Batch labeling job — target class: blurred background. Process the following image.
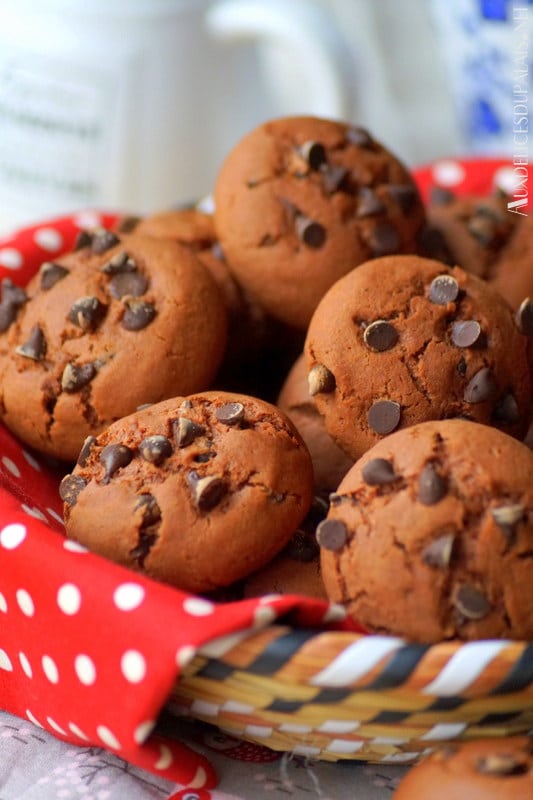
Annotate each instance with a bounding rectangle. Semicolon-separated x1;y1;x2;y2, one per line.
0;0;530;232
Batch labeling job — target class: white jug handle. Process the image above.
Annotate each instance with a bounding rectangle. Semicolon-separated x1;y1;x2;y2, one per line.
205;0;354;120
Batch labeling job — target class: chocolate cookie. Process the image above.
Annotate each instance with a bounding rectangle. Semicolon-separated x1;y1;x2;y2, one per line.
277;354;353;490
61;391;314;593
214;115;426;329
393;738;533;800
305;254;532;461
319;419;533;642
423;188;517;278
0;230;228;461
242;494;328;600
490;212;533;311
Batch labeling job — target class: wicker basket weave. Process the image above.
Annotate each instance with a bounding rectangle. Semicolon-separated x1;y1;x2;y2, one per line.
171;625;533;764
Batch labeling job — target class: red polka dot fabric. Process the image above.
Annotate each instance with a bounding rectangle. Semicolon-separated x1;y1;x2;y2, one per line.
0;162;528;790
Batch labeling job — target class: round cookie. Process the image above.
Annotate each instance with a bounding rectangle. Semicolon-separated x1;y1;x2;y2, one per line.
491;212;533;311
60;391;314;593
243;494;328;600
393;738;533;800
305;254;532;461
214;115;426;329
0;230;227;461
318;419;533;642
424;188;517;278
277;353;353;490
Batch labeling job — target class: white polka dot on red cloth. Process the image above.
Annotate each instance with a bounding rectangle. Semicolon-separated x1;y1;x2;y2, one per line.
1;456;21;478
134;720;156;744
33;227;63;252
120;649;147;683
0;247;23;270
322;603;347;623
42;654;59;684
182;597;214;617
22;450;41;471
74;654;96;685
47;508;64;526
154;744;173;770
176;645;196;668
432;159;466;187
46;717;66;736
0;649;13;671
97;725;121;750
62;540;87;553
253;605;277;628
68;722;89;740
113;582;145;611
16;588;35;617
26;709;43;728
19;652;32;678
494;165;519;194
74;210;102;230
0;592;7;613
0;523;27;549
57;583;82;615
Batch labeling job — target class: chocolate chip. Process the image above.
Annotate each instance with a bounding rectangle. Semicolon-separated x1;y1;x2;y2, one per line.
422;533;455;568
91;229;120;254
295;214;326;248
491;504;525;537
321;164;348;194
456;357;467;376
67;296;107;331
464;367;497;404
515;297;533;336
139;435;172;465
388;184;418;214
363;320;398;352
100;251;137;274
476;754;528;776
121;300;156;331
300;140;327;170
61;362;96;392
362;457;397;485
285;529;320;562
451;320;482;348
40;262;69;290
454;583;490;620
188;472;227;510
59;474;87;506
468;214;497;246
215;402;245;427
173;417;205;447
356;187;385;218
418;463;447;505
367;400;401;434
100;443;134;483
492;393;520;425
109;271;148;300
308;364;336;396
368;221;400;257
77;435;97;467
73;230;93;250
416;226;454;265
429;274;460;305
15;325;47;361
135;493;162;526
430;186;455;205
346;126;373;147
0;279;28;331
316;518;347;551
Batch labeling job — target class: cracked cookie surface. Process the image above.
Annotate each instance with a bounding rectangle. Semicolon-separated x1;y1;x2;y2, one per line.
61;391;314;593
305;254;532;461
318;419;533;642
213;115;426;329
0;231;228;460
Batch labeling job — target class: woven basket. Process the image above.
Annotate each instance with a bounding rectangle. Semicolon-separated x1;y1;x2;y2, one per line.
171;625;533;764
